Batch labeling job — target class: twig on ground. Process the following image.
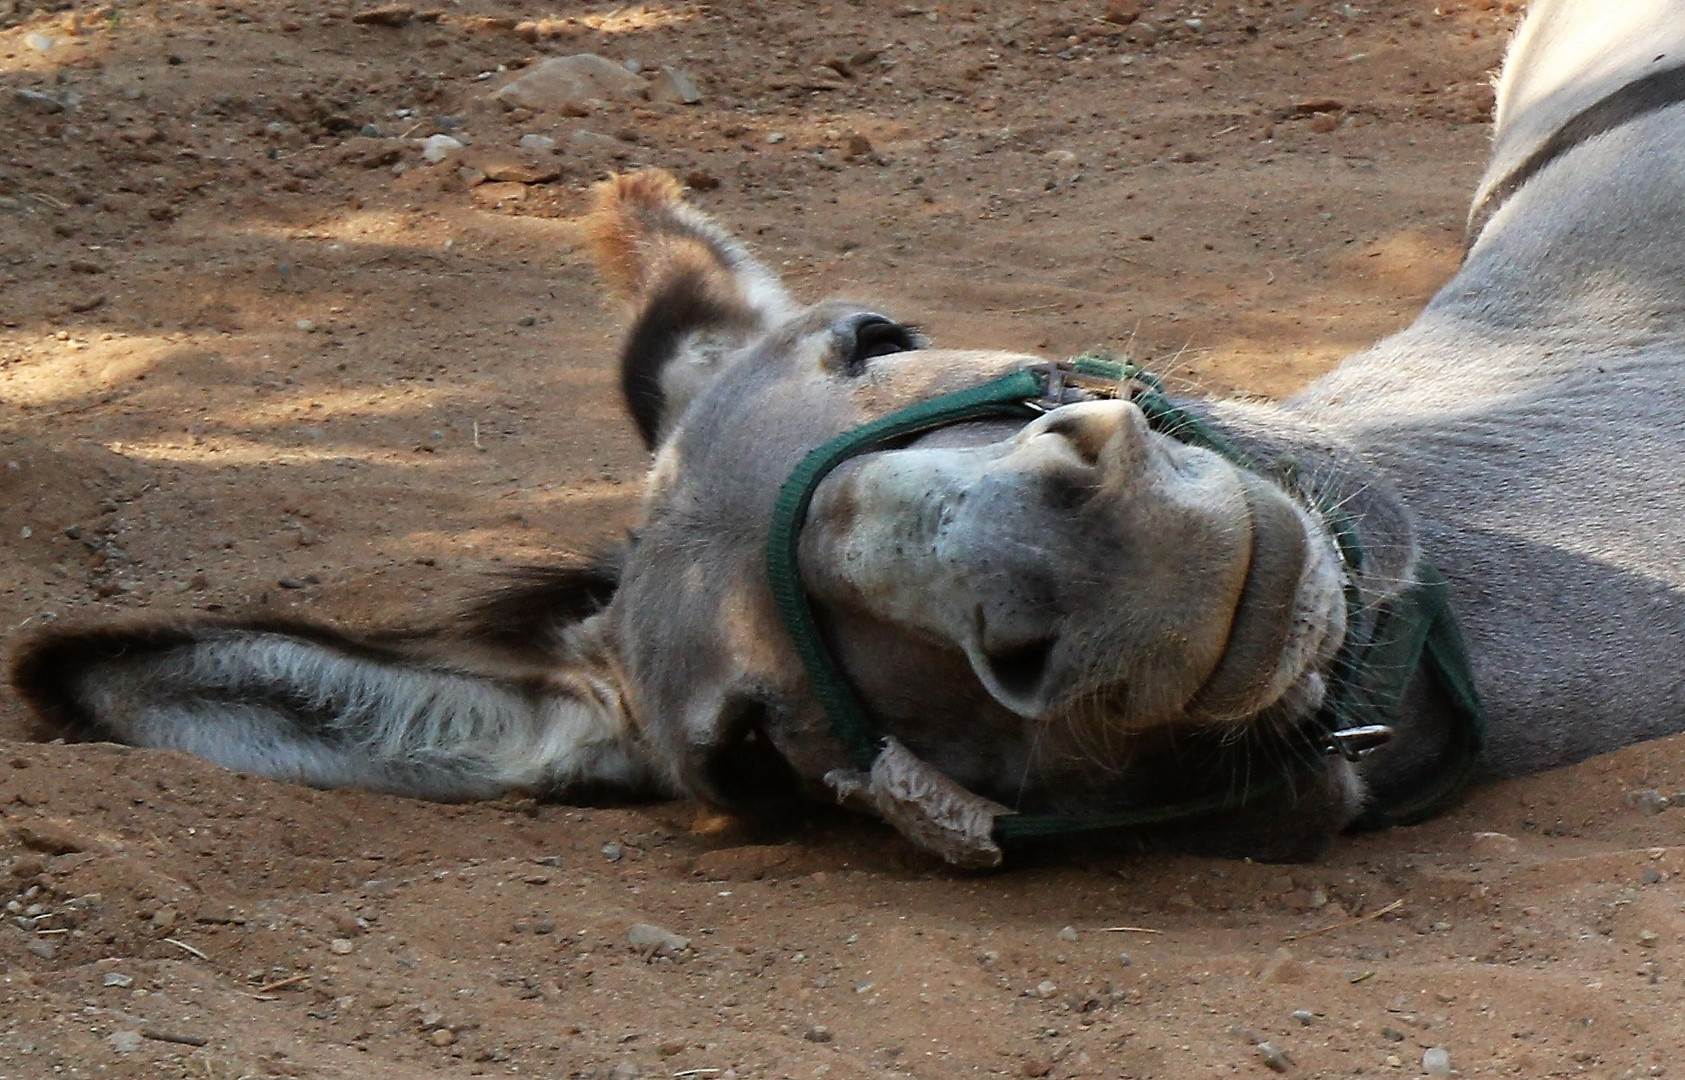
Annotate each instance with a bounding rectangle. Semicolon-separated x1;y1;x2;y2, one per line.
1285;898;1406;941
254;973;311;994
143;1028;209;1047
164;938;211;960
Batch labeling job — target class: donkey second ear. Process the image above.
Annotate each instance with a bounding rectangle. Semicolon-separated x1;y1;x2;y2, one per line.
587;170;795;448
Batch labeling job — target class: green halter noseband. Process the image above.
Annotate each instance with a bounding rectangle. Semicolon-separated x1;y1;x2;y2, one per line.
765;355;1485;851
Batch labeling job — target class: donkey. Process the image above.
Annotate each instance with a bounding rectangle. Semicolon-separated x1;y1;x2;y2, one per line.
12;0;1685;866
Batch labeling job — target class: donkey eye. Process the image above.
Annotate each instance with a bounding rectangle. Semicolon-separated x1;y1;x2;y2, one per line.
837;314;921;375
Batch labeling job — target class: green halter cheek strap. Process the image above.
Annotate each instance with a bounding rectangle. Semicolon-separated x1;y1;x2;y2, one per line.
765;356;1486;848
766;366;1046;772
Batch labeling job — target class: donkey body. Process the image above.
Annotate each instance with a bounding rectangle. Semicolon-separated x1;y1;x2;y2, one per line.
12;0;1685;864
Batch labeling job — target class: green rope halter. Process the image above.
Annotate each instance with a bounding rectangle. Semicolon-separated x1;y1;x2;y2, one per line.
765;354;1485;848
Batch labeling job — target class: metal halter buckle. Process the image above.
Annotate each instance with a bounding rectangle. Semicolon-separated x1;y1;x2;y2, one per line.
1325;724;1395;762
1027;361;1135;412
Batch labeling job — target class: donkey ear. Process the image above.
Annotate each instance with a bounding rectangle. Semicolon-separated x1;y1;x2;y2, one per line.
586;170;795;449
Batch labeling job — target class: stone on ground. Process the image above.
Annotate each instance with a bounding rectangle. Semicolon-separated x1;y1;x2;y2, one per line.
493;55;647;113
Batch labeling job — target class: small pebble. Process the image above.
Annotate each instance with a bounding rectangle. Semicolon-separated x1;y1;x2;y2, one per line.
1056;925;1078;942
430;1027;456;1047
11;88;66;114
1422;1047;1451;1079
648;66;703;105
1105;0;1144;23
352;4;414;27
106;1030;142;1053
803;1024;833;1043
328;937;355;955
1385;1054;1402;1068
1034;979;1058;998
602;841;624;862
1257;1041;1292;1073
103;972;134;988
626;922;690;957
420;133;465;164
518;133;557;151
1638;929;1660;947
1260;946;1306;984
25;32;54;52
1469;831;1520;859
1631;789;1671;816
1291;1009;1315;1026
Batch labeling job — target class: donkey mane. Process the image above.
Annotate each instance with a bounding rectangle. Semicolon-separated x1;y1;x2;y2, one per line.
454;556;624;657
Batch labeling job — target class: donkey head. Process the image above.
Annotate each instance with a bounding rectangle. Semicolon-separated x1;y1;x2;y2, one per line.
587;173;1363;861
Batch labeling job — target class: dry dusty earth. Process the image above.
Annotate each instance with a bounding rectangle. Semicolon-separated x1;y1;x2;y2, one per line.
3;1;1685;1078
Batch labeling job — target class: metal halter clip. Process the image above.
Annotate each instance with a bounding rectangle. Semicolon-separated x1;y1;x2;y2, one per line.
1029;361;1131;411
1325;724;1395;761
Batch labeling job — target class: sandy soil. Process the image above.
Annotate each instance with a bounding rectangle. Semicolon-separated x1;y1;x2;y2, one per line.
4;1;1683;1078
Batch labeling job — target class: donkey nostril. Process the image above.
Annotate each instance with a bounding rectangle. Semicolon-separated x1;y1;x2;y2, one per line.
1042;404;1131;467
1043;470;1100;511
982;635;1058;703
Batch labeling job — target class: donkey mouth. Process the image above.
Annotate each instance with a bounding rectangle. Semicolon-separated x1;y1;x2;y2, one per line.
953;473;1342;730
1012;476;1341;732
1182;477;1345;725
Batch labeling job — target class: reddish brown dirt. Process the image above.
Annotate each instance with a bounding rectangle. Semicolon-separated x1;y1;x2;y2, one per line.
4;2;1682;1079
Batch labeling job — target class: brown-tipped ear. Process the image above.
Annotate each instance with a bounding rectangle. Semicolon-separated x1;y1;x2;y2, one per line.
585;170;795;449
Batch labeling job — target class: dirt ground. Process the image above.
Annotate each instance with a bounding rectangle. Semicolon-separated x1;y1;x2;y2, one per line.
3;1;1684;1078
